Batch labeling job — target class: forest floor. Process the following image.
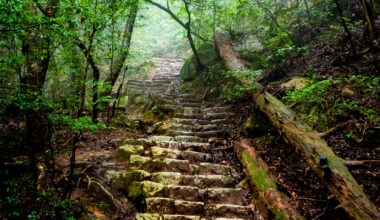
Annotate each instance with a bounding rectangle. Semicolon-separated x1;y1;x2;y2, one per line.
262;27;380;217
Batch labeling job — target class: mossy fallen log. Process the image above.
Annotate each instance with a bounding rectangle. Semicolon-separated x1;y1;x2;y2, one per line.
215;30;380;220
236;139;304;220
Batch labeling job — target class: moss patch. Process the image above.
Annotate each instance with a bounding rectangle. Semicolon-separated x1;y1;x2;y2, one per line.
118;144;144;160
241;150;276;192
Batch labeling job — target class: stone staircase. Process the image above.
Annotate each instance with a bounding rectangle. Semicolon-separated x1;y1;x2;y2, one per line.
119;58;258;219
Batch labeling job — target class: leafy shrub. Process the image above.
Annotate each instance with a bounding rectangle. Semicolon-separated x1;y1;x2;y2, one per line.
49;114;106;133
284;79;332;106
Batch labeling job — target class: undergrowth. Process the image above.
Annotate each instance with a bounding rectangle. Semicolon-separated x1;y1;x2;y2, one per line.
283;77;379;130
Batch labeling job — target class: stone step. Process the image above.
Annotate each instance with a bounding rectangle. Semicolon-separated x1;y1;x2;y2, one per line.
136;213;201;220
169;123;219;132
178;94;204;99
126;85;146;91
151;172;234;188
177;107;202;114
146;197;204;215
178;98;203;104
167;130;222;138
182;102;203;108
172;118;227;126
124;138;210;152
203;107;232;114
145;198;253;218
174;113;230;120
174;135;203;143
134;181;248;205
127;80;144;84
157;141;210;152
204;112;232;119
206;204;254;219
150;147;212;163
129;155;230;175
173;113;203;119
135;213;250;220
154;76;180;81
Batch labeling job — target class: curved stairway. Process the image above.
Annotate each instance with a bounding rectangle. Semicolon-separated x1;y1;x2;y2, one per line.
121;59;259;219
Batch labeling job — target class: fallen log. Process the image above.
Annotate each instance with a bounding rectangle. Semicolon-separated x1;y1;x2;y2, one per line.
236;139;305;220
215;30;380;220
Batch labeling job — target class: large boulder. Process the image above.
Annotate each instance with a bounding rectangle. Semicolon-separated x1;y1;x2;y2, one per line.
180;43;218;81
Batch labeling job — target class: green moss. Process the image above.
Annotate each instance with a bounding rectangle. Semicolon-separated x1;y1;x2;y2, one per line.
118;144;144;160
151;172;182;185
126;170;151;182
241;150;276;191
113;115;136;130
130;155;151;165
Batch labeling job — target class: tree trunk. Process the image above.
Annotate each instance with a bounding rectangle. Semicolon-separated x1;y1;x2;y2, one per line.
359;0;377;44
145;0;204;70
236;139;305;220
24;0;59;172
183;0;204;71
215;30;380;220
106;0;139;88
334;0;357;57
76;39;101;123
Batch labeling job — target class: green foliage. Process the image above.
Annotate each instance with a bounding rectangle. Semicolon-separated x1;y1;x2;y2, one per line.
27;192;77;220
334;98;377;121
345;75;380;92
0;174;80;219
284;79;332;105
283;78;379;129
49;114;106;133
113;114;136;131
224;69;262;85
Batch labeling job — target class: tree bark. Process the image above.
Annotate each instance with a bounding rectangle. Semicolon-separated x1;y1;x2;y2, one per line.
334;0;357;57
24;0;59;173
359;0;377;44
215;31;380;220
106;0;139;88
76;39;101;123
182;0;204;71
236;139;305;220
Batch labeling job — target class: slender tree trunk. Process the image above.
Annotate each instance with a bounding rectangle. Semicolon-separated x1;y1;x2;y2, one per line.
183;0;204;71
76;39;101;123
107;0;139;88
359;0;377;44
62;132;80;199
145;0;205;70
334;0;357;57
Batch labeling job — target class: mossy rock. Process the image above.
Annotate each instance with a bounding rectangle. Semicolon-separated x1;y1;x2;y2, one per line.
181;58;198;81
180;43;218;81
130;155;151;165
113;115;136;130
141;107;164;125
117;144;144;160
154;122;170;135
128;181;164;199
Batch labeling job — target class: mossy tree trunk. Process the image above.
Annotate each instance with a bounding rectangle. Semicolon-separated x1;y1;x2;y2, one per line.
236;139;305;220
215;31;380;220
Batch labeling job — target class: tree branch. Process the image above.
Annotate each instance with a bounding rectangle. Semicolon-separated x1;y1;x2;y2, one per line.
144;0;209;42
